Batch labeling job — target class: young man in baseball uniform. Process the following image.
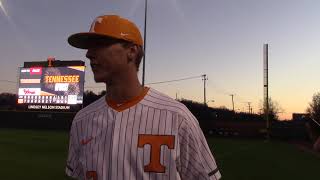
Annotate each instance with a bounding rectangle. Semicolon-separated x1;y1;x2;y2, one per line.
66;14;221;180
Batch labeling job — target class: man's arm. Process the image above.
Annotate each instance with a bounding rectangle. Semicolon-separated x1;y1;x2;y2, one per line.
177;118;221;180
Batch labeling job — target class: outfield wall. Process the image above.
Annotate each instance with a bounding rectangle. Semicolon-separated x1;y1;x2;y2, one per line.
0;110;75;130
0;110;311;141
204;120;310;140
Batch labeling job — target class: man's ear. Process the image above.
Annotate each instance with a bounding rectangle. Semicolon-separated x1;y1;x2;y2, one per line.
127;45;138;62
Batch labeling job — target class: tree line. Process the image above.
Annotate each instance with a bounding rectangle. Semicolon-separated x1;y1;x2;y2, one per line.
0;90;320;124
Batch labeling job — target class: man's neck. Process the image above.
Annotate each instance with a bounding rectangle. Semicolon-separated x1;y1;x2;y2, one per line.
105;75;144;104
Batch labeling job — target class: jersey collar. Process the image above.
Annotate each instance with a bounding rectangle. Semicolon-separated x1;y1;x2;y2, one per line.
106;87;149;112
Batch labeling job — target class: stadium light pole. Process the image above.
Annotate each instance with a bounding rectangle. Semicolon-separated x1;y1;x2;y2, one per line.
264;44;270;140
202;74;208;105
142;0;148;86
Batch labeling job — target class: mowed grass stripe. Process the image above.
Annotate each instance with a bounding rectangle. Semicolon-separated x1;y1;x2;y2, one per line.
0;129;319;180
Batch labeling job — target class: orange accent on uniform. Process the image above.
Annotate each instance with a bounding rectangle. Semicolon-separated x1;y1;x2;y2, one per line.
106;87;149;112
81;137;93;145
86;171;97;180
137;135;175;173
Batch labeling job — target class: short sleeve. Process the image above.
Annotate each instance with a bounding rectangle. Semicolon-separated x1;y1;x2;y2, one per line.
177;118;221;180
65;119;84;179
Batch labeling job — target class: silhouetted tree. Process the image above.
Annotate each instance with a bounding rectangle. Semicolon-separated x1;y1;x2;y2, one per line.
260;98;283;121
307;92;320;123
179;99;212;120
99;90;107;96
179;99;236;121
306;92;320;142
0;93;17;110
83;90;100;107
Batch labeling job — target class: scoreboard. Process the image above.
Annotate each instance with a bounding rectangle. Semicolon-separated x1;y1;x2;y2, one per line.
17;61;85;111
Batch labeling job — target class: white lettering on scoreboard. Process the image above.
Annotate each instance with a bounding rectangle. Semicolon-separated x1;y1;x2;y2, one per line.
28;105;71;110
67;95;77;104
55;83;69;91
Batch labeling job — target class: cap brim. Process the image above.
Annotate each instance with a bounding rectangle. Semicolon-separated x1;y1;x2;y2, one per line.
68;32;116;49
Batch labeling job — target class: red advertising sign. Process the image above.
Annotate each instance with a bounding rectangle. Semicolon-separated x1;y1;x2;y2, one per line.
30;67;42;75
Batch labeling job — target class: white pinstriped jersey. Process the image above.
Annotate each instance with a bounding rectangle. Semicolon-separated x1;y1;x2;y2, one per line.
66;87;221;180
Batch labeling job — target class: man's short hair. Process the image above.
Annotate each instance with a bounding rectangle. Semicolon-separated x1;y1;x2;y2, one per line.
120;41;144;71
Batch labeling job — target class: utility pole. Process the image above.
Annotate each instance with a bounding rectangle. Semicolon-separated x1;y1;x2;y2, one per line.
247;102;251;114
142;0;148;86
202;74;208;105
230;94;235;112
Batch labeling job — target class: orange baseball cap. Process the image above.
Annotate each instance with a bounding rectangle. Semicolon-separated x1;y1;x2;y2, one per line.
68;15;143;49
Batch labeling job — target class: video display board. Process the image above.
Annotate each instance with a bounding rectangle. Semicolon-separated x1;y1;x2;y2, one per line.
17;66;85;110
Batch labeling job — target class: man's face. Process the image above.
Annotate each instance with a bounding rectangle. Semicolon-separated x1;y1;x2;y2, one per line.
86;41;130;83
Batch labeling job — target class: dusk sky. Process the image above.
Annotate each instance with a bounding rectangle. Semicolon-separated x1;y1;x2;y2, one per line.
1;0;320;120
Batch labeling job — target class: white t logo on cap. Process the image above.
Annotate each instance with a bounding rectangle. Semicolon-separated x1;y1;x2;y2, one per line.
90;17;103;32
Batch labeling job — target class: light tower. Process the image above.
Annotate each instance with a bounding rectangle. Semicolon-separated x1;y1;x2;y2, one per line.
264;44;270;139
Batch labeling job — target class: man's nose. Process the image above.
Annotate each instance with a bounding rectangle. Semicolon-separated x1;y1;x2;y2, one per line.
86;49;94;60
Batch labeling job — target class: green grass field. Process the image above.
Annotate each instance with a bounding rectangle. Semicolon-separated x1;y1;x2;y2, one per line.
0;129;319;180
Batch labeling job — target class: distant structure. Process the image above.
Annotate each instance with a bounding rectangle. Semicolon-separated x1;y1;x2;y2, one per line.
292;113;309;122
